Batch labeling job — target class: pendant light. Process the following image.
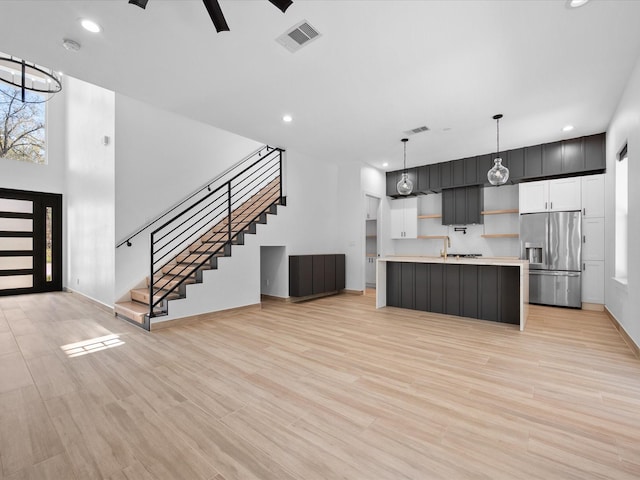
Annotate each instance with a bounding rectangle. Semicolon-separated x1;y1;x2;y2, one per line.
487;114;509;185
396;138;413;195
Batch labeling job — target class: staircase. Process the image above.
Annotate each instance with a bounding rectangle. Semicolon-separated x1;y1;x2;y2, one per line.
114;146;285;330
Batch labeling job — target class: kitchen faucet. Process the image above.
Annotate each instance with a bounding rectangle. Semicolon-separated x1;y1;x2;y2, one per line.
440;236;451;259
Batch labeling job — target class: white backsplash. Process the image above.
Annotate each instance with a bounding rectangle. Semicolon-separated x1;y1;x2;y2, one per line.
391;185;521;258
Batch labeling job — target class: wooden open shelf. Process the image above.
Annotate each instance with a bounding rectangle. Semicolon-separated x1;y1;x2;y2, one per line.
366;235;377;238
418;235;449;240
481;209;519;215
418;214;442;219
481;233;519;238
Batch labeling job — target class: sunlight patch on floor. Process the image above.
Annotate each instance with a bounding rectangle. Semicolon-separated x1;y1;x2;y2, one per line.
60;334;125;358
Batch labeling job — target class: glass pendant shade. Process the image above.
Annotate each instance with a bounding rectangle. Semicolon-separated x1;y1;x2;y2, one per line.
487;157;509;185
396;137;413;195
397;172;413;195
487;114;509;186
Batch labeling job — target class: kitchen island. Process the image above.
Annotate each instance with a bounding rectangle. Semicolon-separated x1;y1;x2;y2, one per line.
376;256;529;331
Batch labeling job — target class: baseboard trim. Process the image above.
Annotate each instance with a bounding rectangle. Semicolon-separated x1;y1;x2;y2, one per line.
260;294;291;303
605;307;640;360
582;302;604;312
64;287;114;315
150;303;261;331
342;289;364;296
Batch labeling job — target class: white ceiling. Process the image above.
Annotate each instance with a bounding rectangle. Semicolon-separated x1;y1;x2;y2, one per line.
1;0;640;170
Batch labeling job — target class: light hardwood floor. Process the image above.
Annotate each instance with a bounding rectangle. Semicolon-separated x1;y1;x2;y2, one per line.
1;291;639;479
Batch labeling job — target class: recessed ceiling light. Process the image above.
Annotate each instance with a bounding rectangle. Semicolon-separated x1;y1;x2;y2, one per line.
80;19;102;33
282;114;292;123
567;0;590;8
562;125;574;132
382;162;389;167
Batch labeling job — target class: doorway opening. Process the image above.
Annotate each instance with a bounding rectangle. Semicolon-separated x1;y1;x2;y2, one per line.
0;188;62;295
365;194;380;291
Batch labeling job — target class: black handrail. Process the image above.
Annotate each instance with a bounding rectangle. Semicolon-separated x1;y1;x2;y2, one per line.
116;144;277;248
147;147;284;323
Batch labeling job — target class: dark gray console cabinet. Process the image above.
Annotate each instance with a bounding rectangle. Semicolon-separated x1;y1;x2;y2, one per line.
289;254;346;298
386;261;520;325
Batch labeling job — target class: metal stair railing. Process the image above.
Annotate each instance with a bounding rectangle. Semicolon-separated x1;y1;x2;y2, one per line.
116;144;279;249
147;147;284;321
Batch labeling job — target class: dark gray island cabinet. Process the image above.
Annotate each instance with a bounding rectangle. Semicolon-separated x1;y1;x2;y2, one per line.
376;257;529;331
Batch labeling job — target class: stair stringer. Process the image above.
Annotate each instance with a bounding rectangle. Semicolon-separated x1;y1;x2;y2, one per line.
149;211;280;326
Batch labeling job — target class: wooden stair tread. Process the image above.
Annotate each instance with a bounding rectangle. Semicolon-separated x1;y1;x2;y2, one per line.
120;178;284;326
114;301;148;324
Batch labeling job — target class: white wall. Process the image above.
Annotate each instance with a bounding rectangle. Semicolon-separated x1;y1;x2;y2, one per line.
113;94;262;301
65;77;116;306
0;90;66;194
153;148;342;323
605;52;640;348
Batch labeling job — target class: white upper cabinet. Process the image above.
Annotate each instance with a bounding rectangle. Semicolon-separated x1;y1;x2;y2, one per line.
548;177;581;211
390;197;417;239
519;177;581;213
581;174;605;218
519;181;549;213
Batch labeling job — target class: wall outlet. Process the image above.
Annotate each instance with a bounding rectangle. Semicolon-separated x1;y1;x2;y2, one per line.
76;278;80;285
266;279;270;286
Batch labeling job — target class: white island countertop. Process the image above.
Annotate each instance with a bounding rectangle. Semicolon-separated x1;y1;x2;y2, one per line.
377;255;528;266
376;256;529;331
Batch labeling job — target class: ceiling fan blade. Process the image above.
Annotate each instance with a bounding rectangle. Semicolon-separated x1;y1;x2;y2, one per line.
267;0;293;13
128;0;149;8
202;0;230;32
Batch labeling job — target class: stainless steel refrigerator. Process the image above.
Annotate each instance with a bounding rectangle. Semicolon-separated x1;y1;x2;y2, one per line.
520;211;582;308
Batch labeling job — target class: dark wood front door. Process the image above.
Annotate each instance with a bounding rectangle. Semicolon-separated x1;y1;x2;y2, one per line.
0;188;62;295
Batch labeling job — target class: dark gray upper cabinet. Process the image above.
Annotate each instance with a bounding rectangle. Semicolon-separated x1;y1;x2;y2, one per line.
385;168;418;197
453;188;467;224
442;189;455;225
428;163;441;192
440;162;453;189
417;165;430;193
386;133;605;197
452;159;465;186
464;156;478;185
542;141;563;176
506;148;524;182
524;144;543;178
476;154;493;186
584;133;606;171
562;137;584;173
386;171;397;197
442;185;483;225
465;185;483;224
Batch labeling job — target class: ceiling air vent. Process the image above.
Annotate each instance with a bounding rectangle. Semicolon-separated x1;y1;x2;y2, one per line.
276;20;321;53
404;126;430;136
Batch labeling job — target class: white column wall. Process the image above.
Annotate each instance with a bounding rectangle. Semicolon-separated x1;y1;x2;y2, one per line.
65;77;116;307
605;52;640;349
